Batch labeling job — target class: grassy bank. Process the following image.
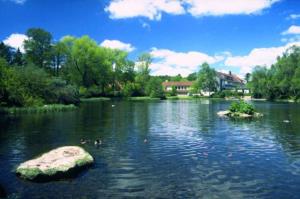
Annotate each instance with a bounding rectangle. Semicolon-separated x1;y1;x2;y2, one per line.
0;104;77;114
80;97;111;102
128;96;161;101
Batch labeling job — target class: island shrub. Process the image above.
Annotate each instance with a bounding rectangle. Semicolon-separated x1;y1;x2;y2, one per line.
229;101;255;115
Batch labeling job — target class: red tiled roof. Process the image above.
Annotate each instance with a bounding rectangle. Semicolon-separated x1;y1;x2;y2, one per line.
162;81;194;87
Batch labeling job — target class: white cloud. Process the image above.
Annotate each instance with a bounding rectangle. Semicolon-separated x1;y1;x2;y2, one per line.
185;0;280;17
105;0;279;20
225;42;300;75
105;0;185;20
100;39;135;52
5;0;26;4
288;14;300;20
282;25;300;35
150;48;223;76
3;33;28;53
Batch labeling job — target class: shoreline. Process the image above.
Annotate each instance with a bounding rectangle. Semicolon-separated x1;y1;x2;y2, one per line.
0;104;77;114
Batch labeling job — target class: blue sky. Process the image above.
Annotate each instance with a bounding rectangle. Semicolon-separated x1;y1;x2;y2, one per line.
1;0;300;77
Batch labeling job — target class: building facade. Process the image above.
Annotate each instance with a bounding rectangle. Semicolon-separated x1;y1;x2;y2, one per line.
162;81;193;96
162;71;248;96
216;71;245;91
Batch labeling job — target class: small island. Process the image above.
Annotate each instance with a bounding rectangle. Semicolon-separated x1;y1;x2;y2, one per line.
16;146;94;182
218;100;263;118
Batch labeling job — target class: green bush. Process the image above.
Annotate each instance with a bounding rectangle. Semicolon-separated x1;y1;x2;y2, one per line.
229;101;255;115
145;78;165;99
122;83;140;97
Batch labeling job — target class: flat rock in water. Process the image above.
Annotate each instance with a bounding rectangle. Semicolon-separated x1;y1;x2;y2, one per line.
16;146;94;182
217;110;230;117
217;110;263;119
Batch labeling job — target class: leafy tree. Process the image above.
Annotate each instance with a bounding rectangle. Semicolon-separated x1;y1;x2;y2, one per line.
249;46;300;100
170;86;177;96
171;74;183;82
61;36;112;93
245;73;251;83
12;48;24;66
51;41;67;76
187;72;197;81
145;77;165;99
0;42;13;63
194;63;218;95
135;53;152;95
24;28;53;68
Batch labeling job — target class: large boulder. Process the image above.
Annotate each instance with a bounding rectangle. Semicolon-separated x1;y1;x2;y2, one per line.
16;146;94;182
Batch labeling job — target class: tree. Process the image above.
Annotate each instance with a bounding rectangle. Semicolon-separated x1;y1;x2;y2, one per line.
171;74;182;82
187;72;197;81
135;53;152;95
51;41;67;76
24;28;53;68
249;46;300;100
12;48;24;66
245;73;251;83
61;36;112;93
194;63;218;96
0;42;13;63
145;77;165;99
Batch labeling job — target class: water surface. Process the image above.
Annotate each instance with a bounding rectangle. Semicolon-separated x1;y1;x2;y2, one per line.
0;100;300;198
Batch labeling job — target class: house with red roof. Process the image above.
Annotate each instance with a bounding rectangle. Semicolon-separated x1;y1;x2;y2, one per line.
162;71;248;96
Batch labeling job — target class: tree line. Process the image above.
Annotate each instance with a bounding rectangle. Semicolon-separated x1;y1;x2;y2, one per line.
0;28;168;107
248;46;300;101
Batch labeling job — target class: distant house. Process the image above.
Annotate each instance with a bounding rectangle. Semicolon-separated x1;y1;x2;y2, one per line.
162;81;193;96
216;71;249;93
162;71;249;96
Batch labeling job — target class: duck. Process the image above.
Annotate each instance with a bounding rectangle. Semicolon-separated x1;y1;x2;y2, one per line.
94;139;102;146
80;139;87;145
144;139;148;143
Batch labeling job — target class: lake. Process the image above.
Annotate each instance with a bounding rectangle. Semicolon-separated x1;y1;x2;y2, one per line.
0;99;300;198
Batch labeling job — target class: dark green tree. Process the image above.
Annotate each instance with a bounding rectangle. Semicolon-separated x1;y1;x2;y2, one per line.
12;48;24;66
145;77;165;99
0;42;12;63
194;63;218;95
24;28;53;68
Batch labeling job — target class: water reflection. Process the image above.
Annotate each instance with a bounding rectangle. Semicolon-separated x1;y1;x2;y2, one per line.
0;100;300;198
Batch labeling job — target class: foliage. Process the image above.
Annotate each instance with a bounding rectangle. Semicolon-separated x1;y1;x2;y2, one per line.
0;104;77;114
170;86;177;96
145;77;166;99
24;28;53;68
249;46;300;100
211;90;243;98
187;72;197;81
194;63;218;95
229;101;255;115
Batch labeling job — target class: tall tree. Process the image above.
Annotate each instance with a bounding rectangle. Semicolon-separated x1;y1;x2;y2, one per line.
61;36;112;92
0;42;12;63
51;41;67;76
24;28;53;68
135;53;152;95
194;63;218;95
12;48;24;66
187;72;197;81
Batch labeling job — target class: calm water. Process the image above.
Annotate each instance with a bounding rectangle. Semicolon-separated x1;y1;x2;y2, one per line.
1;100;300;199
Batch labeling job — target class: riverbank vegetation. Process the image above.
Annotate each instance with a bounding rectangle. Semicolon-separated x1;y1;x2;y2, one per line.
2;28;300;111
0;28;166;110
248;46;300;101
